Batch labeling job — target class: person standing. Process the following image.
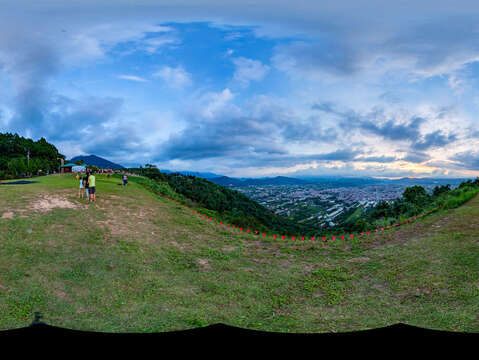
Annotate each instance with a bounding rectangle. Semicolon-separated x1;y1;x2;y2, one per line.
88;172;96;202
78;173;84;198
83;172;90;199
122;174;128;186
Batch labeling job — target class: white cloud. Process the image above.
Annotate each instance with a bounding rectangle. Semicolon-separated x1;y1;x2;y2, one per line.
141;36;178;54
117;75;148;82
232;57;270;87
153;66;192;89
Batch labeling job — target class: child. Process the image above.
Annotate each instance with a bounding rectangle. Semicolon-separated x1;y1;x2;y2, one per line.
78;174;84;198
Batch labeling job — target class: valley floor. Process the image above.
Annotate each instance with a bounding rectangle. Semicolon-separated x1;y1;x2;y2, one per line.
0;174;478;333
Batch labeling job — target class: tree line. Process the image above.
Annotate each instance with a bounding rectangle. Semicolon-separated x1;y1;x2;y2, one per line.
339;179;479;234
0;132;65;180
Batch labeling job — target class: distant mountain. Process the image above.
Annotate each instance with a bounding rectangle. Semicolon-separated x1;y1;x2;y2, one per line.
208;176;246;187
69;155;124;169
160;170;221;179
209;176;309;187
296;176;384;186
208;175;471;188
388;177;468;186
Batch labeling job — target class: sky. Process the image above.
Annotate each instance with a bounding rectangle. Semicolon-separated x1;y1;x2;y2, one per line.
1;1;479;178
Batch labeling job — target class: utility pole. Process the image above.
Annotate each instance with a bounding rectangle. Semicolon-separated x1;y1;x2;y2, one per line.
57;157;64;173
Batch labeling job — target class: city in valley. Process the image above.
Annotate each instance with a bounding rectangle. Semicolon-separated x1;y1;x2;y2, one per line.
232;179;466;229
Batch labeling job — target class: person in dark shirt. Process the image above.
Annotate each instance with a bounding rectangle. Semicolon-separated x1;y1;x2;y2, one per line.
83;172;90;199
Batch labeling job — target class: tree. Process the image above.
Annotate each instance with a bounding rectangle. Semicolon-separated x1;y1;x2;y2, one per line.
371;200;391;218
0;132;64;178
433;184;451;197
353;219;368;232
402;186;429;206
459;180;473;189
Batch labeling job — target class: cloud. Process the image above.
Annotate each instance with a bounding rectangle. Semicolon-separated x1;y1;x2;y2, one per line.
141;34;177;54
1;2;479;176
412;130;457;151
272;40;358;78
312;101;425;142
117;75;148;82
451;151;479;170
312;101;461;151
232;57;270;87
158;91;359;168
309;149;358;161
279;117;338;142
401;152;430;163
153;66;192;89
356;155;398;163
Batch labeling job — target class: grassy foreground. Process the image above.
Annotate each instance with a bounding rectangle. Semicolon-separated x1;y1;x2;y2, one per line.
0;174;478;333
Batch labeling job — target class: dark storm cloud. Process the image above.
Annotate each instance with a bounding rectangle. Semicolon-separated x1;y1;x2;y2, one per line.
451;151;479;170
158;98;343;163
357;155;398;163
1;38;61;137
381;15;479;74
412;130;457;151
214;148;362;169
312;101;425;142
82;125;144;158
309;149;357;161
158;114;284;161
359;116;424;142
401;152;431;163
312;101;459;151
279;116;338;142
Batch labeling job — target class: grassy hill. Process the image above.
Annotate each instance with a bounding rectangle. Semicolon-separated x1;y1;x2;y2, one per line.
0;174;478;332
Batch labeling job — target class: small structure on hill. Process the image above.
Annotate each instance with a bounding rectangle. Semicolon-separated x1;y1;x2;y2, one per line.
72;165;86;173
60;163;76;173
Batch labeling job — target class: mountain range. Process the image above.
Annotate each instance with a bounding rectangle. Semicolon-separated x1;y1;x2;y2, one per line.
69;155;124;169
159;170;221;179
67;155;471;188
208;176;310;187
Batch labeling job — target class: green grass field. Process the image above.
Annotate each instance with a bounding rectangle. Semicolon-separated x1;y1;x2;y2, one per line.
0;174;478;332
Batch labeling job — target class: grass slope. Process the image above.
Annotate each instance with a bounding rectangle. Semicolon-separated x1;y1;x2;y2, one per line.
0;174;478;333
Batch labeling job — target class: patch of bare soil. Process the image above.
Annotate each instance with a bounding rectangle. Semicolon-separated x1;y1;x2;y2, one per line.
196;258;211;270
95;198;161;241
32;195;81;212
1;212;14;219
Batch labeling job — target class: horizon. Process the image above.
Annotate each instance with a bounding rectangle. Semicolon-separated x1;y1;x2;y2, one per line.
1;1;479;178
71;154;475;180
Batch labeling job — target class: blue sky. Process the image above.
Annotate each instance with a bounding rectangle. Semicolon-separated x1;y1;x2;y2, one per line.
1;1;479;178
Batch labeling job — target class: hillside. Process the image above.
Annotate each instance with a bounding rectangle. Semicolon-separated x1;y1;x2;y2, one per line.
126;168;316;235
0;174;478;333
69;155;124;169
160;170;221;179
